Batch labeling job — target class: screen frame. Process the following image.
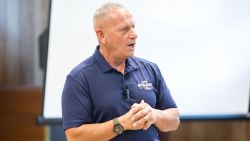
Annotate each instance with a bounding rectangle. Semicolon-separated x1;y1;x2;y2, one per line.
38;0;250;124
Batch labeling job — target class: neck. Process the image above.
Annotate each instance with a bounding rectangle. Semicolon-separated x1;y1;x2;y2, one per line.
99;46;126;74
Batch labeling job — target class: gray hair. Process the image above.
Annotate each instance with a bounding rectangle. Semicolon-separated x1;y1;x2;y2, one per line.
93;3;126;29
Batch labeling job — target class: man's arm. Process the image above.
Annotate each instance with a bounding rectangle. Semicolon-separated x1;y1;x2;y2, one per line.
65;106;146;141
152;108;180;132
65;120;116;141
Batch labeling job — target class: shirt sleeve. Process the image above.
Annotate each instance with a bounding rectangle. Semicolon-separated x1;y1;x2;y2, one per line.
152;63;177;110
61;74;93;130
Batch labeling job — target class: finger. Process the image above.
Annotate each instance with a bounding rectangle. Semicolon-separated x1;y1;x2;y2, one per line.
131;100;144;108
131;100;145;108
132;107;151;121
131;106;143;116
140;100;144;104
128;107;136;116
143;114;156;130
143;120;153;130
133;112;150;128
131;104;146;114
131;102;139;108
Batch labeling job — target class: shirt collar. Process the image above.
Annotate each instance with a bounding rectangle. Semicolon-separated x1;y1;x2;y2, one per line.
93;46;113;72
93;45;138;73
125;57;137;73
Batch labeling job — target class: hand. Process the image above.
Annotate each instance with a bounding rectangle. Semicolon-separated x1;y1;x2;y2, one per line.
131;100;158;130
117;104;145;131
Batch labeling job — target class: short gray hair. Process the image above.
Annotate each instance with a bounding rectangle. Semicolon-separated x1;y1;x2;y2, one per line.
93;3;126;29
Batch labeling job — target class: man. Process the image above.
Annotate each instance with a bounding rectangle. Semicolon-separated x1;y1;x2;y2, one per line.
62;2;180;141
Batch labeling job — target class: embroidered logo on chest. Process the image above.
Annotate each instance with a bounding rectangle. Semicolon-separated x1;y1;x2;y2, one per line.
137;81;153;90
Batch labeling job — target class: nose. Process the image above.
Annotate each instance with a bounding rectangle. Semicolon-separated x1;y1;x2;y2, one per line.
129;28;137;39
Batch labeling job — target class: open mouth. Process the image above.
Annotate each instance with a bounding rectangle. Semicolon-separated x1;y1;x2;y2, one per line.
128;43;135;48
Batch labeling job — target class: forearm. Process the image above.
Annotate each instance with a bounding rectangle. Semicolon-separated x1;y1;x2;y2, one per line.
154;108;180;132
65;120;117;141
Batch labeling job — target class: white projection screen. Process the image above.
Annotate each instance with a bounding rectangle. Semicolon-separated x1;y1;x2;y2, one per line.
41;0;250;122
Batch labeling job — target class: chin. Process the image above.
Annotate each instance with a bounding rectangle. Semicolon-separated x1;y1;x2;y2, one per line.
127;52;134;57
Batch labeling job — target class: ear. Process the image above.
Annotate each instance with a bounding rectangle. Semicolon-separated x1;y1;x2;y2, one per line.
96;28;106;44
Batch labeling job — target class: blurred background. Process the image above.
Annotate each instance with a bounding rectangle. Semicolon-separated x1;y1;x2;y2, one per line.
0;0;249;141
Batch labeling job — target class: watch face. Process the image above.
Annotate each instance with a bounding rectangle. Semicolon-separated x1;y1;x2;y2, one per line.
114;124;124;134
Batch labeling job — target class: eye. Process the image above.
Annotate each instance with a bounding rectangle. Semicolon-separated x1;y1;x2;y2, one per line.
121;26;129;32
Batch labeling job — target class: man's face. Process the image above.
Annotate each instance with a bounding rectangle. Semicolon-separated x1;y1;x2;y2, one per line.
103;8;137;59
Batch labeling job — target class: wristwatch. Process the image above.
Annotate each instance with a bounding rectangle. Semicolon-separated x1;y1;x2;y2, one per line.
113;118;124;135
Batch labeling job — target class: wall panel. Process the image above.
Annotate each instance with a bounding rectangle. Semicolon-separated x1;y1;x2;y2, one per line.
0;87;45;141
0;0;7;84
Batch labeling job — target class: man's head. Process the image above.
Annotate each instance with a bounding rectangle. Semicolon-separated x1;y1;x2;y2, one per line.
93;3;137;60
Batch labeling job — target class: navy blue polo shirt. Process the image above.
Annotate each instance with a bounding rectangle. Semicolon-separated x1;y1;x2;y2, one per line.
62;46;177;141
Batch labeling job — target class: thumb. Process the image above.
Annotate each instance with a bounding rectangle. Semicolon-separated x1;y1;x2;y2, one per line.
141;100;145;104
